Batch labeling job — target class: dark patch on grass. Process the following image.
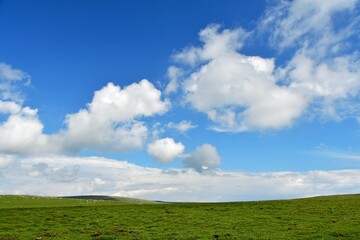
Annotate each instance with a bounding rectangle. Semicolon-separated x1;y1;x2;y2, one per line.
91;232;101;238
42;232;53;237
94;237;116;240
330;232;350;238
115;229;140;235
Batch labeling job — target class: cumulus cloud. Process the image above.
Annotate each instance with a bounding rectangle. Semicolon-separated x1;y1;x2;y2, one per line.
63;81;166;152
172;25;307;131
183;144;221;173
0;77;169;154
0;64;51;154
173;24;248;65
166;1;360;132
147;138;185;163
61;80;169;152
0;101;21;114
167;120;196;133
0;106;57;154
1;155;359;202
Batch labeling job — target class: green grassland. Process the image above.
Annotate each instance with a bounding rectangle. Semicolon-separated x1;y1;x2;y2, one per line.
0;194;359;239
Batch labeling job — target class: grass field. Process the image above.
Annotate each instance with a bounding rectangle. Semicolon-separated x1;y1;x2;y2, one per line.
0;194;359;239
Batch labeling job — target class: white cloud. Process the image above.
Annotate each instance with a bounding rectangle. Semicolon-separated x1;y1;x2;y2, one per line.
285;53;360;118
1;155;359;202
261;0;358;50
61;80;169;152
0;79;169;154
21;162;80;182
0;62;29;82
0;155;15;168
315;150;360;161
0;63;55;155
0;62;30;103
183;144;221;173
174;25;308;131
286;54;360;99
0;106;55;154
335;154;360;161
173;24;248;65
261;0;360;120
147;138;185;163
165;66;183;95
0;101;21;114
167;120;196;133
169;1;360;131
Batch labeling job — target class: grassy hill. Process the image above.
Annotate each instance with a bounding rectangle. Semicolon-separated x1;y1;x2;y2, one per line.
0;194;359;239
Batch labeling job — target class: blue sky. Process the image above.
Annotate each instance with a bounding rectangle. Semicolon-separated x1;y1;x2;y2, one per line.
0;0;359;201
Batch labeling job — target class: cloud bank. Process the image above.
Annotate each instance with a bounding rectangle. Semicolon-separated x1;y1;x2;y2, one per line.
1;155;359;202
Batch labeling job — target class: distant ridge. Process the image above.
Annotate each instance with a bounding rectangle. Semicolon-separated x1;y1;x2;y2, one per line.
0;195;156;209
62;195;155;204
1;194;359;209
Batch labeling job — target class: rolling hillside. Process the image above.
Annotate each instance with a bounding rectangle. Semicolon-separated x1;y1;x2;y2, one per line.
0;194;359;239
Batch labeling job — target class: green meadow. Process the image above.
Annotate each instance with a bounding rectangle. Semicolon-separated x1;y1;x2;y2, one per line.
0;194;359;239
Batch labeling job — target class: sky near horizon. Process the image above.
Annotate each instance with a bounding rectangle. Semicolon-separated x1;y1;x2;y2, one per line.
0;0;360;201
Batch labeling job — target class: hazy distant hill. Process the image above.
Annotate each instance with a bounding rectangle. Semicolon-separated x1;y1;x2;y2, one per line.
0;194;155;208
62;195;155;204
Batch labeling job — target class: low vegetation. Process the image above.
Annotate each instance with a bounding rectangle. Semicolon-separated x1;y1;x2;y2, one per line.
0;194;359;239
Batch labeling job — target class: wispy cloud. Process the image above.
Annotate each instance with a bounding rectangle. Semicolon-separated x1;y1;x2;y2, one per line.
334;154;360;161
262;0;360;119
167;120;197;133
306;146;360;162
0;62;31;104
318;151;360;161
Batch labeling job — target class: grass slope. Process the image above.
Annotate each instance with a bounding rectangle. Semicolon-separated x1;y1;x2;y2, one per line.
0;194;359;239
